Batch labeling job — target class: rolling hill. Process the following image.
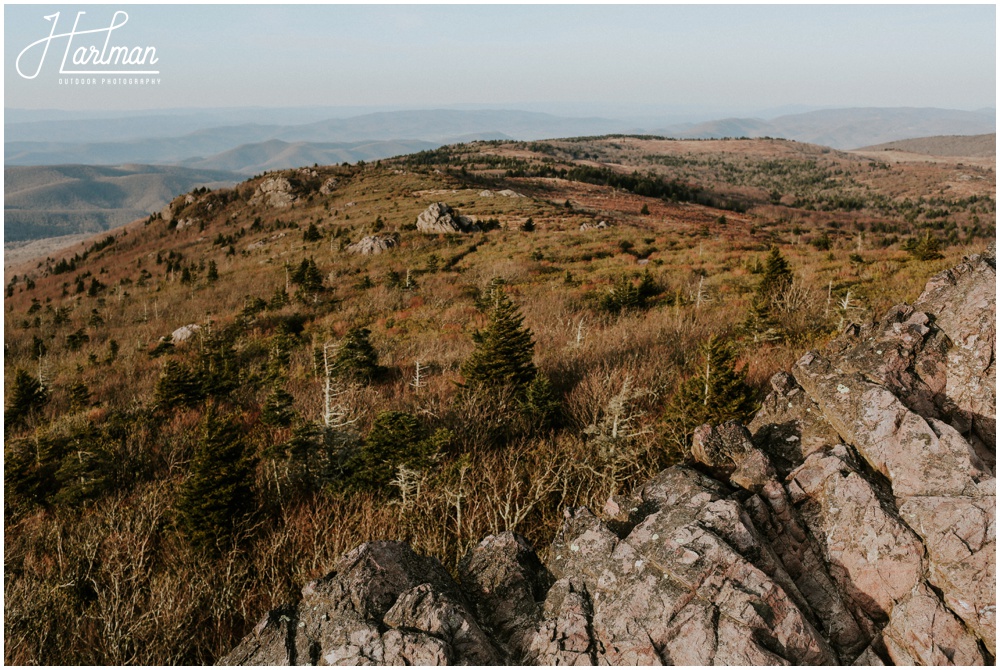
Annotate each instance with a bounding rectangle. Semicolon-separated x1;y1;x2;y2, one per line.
856;133;996;157
181;139;447;174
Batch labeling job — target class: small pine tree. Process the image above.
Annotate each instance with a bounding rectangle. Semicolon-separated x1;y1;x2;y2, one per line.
640;204;650;215
5;369;48;429
461;285;536;391
176;405;255;553
292;258;324;292
269;286;290;309
637;269;659;301
662;335;758;452
67;379;91;411
54;443;113;507
261;381;295;427
332;327;384;382
756;246;792;305
601;276;642;313
303;222;322;242
207;260;219;282
521;372;561;429
345;411;443;493
743;297;784;343
154;360;203;409
745;246;792;343
521;217;535;232
905;232;944;261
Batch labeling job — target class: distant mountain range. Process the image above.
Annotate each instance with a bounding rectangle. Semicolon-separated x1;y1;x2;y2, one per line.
4;106;995;243
5;110;627;170
660;107;996;149
6;106;994;172
4;164;238;242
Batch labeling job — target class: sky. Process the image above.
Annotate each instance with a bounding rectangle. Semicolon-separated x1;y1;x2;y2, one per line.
4;4;997;116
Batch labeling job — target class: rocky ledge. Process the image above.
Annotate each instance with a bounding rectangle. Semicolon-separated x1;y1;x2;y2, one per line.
222;250;995;666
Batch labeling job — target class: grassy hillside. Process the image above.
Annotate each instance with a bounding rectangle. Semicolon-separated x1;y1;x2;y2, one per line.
4;136;994;664
4;164;239;241
857;133;996;157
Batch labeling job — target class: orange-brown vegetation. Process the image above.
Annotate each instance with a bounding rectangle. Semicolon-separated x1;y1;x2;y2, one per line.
4;136;994;664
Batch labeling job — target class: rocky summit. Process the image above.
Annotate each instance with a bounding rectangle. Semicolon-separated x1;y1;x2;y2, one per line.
222;249;995;666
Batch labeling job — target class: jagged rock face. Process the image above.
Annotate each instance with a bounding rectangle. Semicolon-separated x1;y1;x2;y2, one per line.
416;202;480;234
346;235;398;255
222;251;995;666
250;177;297;209
221;542;501;665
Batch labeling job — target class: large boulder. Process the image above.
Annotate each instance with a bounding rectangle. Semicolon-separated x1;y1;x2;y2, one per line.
416;202;480;234
219;542;500;666
250;177;297;209
346;234;398;255
223;250;995;666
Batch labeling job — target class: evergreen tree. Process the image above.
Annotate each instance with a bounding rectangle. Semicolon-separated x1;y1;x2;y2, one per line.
521;217;535;232
756;246;792;305
345;411;444;493
5;369;48;430
303;222;322;242
261;381;295;427
745;246;792;342
637;269;659;301
31;335;47;359
195;328;239;399
601;272;659;313
662;335;758;451
905;232;944;261
54;441;113;507
67;379;91;411
461;285;536;391
154;360;203;409
601;275;641;313
332;327;384;382
269;286;290;309
521;372;561;430
176;405;254;553
207;260;219;282
291;258;324;293
742;297;783;343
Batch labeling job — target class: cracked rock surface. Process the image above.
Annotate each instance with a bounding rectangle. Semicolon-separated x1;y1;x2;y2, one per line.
221;250;995;666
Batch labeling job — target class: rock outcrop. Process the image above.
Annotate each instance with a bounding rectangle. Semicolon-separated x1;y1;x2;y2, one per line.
170;323;201;343
346;235;399;255
416;202;480;234
222;250;995;666
580;220;610;231
250;177;297;209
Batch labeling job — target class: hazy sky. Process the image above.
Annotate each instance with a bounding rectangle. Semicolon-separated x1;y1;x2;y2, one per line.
4;4;996;114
